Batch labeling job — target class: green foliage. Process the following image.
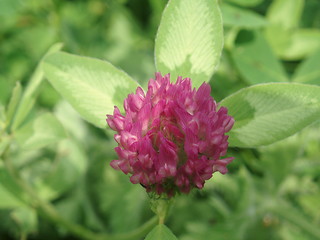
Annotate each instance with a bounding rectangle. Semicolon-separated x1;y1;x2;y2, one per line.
0;0;320;240
15;113;66;150
265;0;320;60
293;48;320;85
155;0;223;88
0;166;28;209
221;3;267;29
231;30;288;84
10;43;63;131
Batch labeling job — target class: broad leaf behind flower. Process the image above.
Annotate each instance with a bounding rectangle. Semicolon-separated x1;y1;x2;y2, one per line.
42;52;139;128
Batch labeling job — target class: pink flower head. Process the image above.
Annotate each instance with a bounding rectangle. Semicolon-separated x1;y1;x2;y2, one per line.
107;73;234;197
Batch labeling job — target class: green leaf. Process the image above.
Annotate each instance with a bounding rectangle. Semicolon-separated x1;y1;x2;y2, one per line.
0;135;11;157
145;224;178;240
298;193;320;220
15;113;66;150
293;48;320;85
155;0;223;88
277;29;320;60
0;164;27;209
272;201;320;239
264;0;315;60
42;52;139;128
231;30;288;84
225;0;263;7
54;101;89;142
266;0;304;29
0;104;5;125
11;207;38;235
35;139;87;200
5;82;22;128
110;187;145;233
11;43;63;131
220;83;320;147
0;0;24;17
221;3;267;29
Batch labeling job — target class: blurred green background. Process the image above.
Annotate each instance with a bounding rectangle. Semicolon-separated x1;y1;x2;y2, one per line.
0;0;320;239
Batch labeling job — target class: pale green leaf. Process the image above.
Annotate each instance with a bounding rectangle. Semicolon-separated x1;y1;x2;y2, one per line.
221;3;267;29
293;48;320;85
232;30;288;84
220;83;320;147
155;0;223;88
145;224;178;240
42;52;139;128
15;113;66;150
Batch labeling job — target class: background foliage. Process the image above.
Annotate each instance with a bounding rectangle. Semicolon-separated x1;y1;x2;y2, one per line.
0;0;319;239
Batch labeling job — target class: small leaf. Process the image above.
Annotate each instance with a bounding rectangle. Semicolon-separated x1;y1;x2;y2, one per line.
220;83;320;147
221;3;267;29
5;81;22;128
110;187;145;233
225;0;263;7
155;0;223;88
231;30;288;84
42;52;139;128
0;135;11;157
15;113;66;150
35;139;87;200
272;201;320;239
293;48;320;85
277;29;320;60
145;224;178;240
0;104;5;124
264;0;314;60
0;165;27;209
54;101;89;142
0;0;24;17
266;0;304;29
11;207;38;235
11;43;63;131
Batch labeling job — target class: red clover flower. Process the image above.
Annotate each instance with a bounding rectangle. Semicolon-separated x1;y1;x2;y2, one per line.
107;73;234;197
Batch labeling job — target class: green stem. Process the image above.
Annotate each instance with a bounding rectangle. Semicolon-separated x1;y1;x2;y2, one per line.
149;193;173;225
20;232;27;240
3;151;157;240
